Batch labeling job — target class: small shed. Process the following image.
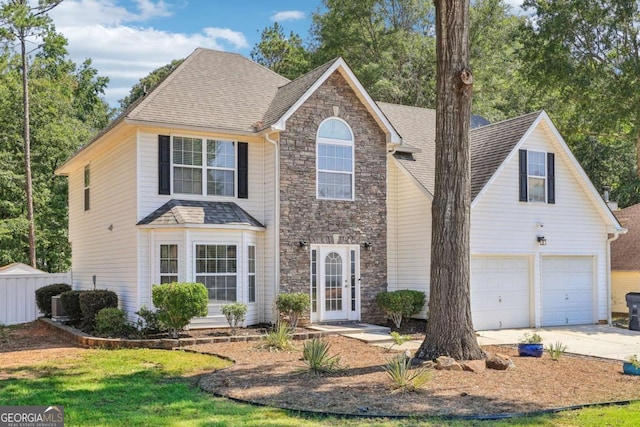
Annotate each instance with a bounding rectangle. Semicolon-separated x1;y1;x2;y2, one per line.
0;262;46;275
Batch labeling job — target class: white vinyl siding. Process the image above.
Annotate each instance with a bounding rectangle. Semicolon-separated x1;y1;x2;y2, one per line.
471;122;609;326
386;160;430;319
68;129;139;316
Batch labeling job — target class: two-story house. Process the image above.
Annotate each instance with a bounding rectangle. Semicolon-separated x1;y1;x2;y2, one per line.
56;48;624;329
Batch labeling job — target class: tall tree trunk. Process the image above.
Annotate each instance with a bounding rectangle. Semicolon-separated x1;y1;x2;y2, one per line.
21;33;36;267
415;0;484;361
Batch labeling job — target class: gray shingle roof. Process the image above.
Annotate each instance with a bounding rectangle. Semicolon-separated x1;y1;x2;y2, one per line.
612;204;640;270
129;48;290;133
378;102;436;193
470;111;541;199
383;101;541;199
137;200;265;228
261;58;340;129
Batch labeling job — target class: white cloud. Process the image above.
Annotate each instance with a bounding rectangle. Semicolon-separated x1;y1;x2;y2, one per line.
270;10;305;22
47;0;249;106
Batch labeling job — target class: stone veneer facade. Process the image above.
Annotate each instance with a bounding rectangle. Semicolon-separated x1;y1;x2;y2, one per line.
278;71;388;324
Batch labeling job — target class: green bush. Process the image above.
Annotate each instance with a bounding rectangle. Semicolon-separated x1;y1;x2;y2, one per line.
221;302;248;335
35;283;71;317
80;290;118;328
152;282;208;339
60;290;87;322
376;290;426;328
95;308;130;337
275;292;310;329
135;306;167;335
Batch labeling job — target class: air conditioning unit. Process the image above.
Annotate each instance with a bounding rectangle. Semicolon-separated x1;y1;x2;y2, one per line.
51;295;69;321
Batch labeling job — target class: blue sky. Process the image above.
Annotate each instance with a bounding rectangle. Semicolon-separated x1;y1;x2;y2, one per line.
48;0;523;107
48;0;323;106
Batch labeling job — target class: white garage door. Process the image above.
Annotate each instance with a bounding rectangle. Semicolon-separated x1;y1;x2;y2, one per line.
541;256;594;326
471;256;531;330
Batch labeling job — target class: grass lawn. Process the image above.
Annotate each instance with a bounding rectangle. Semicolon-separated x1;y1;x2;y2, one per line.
1;347;639;426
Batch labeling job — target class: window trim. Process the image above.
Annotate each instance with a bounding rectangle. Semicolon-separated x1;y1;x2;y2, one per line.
193;242;239;304
171;134;238;197
527;150;547;203
316;117;355;201
158;243;179;284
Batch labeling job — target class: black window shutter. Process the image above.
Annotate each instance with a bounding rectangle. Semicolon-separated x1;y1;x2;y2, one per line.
519;149;527;202
238;142;249;199
547;152;555;204
158;135;171;195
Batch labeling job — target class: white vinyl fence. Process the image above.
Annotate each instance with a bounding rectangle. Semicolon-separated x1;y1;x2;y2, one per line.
0;272;71;325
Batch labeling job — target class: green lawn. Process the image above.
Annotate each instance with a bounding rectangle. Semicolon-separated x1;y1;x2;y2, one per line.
1;347;639;426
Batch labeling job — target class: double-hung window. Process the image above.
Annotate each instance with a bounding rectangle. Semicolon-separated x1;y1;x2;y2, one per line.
172;136;235;196
519;149;555;204
316;118;354;200
159;244;178;284
527;151;546;202
195;244;237;303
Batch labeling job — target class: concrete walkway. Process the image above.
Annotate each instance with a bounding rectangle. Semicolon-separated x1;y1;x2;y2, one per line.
310;323;640;361
477;325;640;361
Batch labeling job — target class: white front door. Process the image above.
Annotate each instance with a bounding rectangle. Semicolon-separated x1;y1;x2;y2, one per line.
318;246;350;321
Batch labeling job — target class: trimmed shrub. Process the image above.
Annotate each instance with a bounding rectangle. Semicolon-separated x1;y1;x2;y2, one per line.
95;308;130;337
135;306;167;335
79;290;118;328
60;290;87;322
376;290;426;328
275;292;310;329
221;302;248;335
35;283;71;317
152;282;208;339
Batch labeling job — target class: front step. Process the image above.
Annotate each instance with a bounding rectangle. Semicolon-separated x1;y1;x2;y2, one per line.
307;322;391;335
307;323;395;343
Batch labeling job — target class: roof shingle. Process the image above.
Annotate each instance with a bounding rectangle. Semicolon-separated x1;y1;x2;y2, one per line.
612;204;640;270
382;102;541;199
137;200;265;228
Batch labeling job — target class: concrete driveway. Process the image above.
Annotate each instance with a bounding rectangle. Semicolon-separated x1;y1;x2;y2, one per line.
477;325;640;361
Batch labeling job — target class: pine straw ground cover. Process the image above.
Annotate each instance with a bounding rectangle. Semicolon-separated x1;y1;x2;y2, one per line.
194;335;640;418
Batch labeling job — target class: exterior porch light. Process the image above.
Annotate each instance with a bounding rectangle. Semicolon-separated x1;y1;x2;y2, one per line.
363;242;372;250
298;240;308;248
537;236;547;246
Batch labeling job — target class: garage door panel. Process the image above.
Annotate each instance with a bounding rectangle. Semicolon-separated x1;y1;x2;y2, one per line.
541;256;593;326
471;256;530;331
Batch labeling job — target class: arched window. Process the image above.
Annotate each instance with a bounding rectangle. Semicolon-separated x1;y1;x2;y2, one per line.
316;118;354;200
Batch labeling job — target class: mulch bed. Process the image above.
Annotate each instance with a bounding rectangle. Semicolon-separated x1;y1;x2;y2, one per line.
194;335;640;417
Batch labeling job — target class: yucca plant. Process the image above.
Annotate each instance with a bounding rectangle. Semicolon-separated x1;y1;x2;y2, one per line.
382;353;431;394
546;341;567;361
301;338;344;375
256;321;295;352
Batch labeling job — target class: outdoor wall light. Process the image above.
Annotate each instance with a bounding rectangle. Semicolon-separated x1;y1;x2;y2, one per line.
298;240;308;248
363;242;372;250
537;236;547;246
